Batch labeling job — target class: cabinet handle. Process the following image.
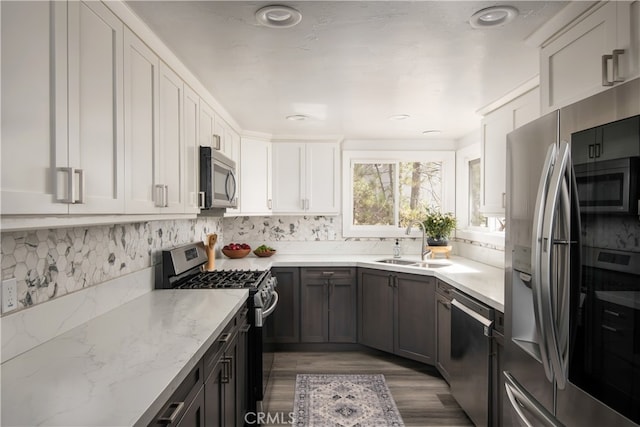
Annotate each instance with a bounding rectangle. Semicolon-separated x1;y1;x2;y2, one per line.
502;192;506;209
57;167;74;204
267;198;272;210
164;185;169;207
221;358;230;384
612;49;625;83
199;191;205;209
240;324;251;333
74;169;85;204
601;325;618;333
218;333;231;343
602;54;614;86
224;356;234;380
158;401;185;424
588;144;595;158
155;184;165;207
322;271;335;277
604;309;620;318
594;143;601;158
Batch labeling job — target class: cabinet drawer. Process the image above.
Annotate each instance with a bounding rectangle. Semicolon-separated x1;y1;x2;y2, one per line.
203;318;236;381
301;267;355;281
149;359;204;426
436;280;454;299
494;311;505;335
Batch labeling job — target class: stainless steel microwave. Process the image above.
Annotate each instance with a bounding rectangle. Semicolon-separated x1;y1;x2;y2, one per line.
199;146;238;209
574;156;639;214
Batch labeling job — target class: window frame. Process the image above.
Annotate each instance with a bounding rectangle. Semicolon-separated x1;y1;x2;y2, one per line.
455;143;505;246
342;150;455;238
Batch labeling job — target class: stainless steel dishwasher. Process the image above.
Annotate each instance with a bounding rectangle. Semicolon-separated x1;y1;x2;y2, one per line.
450;290;494;427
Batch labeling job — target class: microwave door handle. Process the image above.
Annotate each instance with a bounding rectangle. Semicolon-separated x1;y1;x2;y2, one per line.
228;170;237;202
541;141;571;389
531;142;557;383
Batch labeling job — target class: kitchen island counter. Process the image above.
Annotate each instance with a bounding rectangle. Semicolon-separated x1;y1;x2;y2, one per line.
1;289;248;427
215;254;504;312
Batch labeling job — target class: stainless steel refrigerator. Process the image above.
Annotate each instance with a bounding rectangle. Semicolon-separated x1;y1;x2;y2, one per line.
504;77;640;427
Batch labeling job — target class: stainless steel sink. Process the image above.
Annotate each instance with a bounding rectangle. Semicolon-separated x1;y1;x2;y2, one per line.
411;261;450;268
375;258;451;268
375;258;417;265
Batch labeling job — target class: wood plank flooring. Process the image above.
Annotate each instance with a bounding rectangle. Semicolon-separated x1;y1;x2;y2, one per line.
262;350;473;426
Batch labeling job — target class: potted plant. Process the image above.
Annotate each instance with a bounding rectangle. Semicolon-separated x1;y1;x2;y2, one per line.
422;208;457;246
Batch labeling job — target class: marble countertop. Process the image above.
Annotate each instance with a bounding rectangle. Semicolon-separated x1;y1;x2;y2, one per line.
215;254;505;312
1;289;248;427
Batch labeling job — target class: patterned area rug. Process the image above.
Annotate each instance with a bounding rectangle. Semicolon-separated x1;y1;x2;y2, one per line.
292;374;405;427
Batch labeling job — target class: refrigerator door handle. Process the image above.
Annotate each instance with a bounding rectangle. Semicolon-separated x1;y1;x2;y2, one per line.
531;142;557;382
541;141;571;390
504;371;564;427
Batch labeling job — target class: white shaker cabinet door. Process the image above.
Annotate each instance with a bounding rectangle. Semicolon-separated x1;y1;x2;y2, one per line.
67;0;125;214
272;143;305;213
240;137;272;215
199;99;216;149
124;28;159;214
540;2;632;113
306;143;340;214
158;62;185;213
184;85;201;214
1;1;68;214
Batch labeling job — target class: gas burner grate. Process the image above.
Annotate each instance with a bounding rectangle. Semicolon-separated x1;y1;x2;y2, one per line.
175;270;267;290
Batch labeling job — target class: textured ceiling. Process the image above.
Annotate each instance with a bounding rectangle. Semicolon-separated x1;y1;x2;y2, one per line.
126;1;568;140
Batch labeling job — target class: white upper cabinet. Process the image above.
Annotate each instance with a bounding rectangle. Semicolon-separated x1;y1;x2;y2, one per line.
1;1;68;214
540;1;639;113
481;88;540;216
199;99;216;149
272;142;340;214
183;85;201;214
158;62;186;213
67;1;125;214
1;1;126;216
240;137;272;215
124;27;159;214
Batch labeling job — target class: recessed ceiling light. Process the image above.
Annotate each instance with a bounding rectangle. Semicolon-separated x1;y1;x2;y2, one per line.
256;5;302;28
422;130;442;135
469;6;518;29
389;114;410;121
286;114;308;121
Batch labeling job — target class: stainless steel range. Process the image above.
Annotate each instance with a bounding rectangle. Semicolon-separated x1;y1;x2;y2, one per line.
157;242;279;413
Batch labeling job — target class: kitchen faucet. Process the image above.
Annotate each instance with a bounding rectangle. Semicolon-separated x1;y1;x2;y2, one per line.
405;221;432;260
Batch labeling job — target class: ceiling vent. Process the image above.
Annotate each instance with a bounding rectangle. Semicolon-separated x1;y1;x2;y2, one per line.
256;5;302;28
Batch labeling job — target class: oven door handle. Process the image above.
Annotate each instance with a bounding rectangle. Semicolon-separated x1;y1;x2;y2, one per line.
261;290;279;320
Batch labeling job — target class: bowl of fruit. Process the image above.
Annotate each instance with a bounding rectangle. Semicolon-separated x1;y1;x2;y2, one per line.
253;244;276;257
221;243;251;259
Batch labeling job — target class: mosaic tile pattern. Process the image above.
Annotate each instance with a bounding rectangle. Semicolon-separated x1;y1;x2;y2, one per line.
1;218;223;313
223;215;341;241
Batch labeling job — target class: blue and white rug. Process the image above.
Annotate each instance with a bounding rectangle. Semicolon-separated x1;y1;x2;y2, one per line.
292;374;405;426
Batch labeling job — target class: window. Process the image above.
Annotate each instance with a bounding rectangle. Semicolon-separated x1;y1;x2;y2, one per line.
468;158;487;227
343;151;455;238
456;142;505;246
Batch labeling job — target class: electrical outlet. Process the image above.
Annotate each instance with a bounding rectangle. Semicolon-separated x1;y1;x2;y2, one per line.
2;278;18;314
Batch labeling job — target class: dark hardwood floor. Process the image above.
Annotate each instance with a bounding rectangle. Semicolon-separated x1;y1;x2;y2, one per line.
262;350;473;426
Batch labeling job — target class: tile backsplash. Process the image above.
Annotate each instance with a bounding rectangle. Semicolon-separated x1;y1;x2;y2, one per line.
0;218;223;314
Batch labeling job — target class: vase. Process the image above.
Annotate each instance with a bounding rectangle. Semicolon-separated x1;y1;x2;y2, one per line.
427;237;448;246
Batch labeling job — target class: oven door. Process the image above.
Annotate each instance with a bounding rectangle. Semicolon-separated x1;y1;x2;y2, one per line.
253;290;279;409
574;157;638;214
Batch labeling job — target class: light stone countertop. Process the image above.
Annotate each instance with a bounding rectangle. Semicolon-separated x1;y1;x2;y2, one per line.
1;253;503;427
1;289;248;427
215;254;505;312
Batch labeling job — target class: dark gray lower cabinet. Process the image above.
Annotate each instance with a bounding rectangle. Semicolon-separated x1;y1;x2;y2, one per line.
435;279;454;382
358;268;435;364
148;360;205;427
265;267;300;343
149;305;248;427
300;268;357;343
